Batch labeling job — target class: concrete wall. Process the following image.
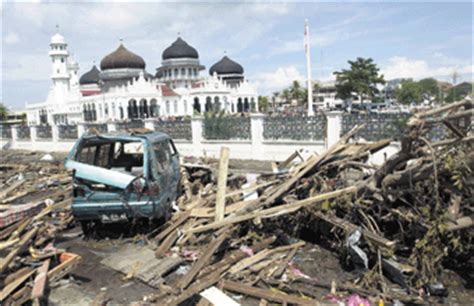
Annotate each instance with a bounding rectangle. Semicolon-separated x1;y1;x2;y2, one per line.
4;112;401;165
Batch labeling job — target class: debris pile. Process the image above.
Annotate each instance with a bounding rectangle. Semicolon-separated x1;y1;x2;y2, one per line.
0;156;81;305
139;100;472;305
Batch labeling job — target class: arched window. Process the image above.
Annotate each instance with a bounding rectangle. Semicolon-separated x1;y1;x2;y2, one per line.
244;98;250;112
83;105;88;122
132;100;138;119
139;99;147;118
181;68;186;77
237;98;243;113
173;100;178;114
174;68;178;77
150;99;158;117
214;96;221;111
166;101;170;115
193;97;201;113
119;106;124;119
231;103;235;113
205;96;213;112
184;99;188;114
92;104;97;121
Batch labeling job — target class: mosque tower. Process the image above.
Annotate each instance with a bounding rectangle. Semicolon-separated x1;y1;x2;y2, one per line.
49;26;70;104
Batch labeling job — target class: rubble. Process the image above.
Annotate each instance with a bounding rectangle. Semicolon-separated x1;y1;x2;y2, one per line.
0;154;81;305
0;100;472;305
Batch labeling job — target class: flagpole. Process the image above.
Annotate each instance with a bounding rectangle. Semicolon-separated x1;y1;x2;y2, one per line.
305;19;314;116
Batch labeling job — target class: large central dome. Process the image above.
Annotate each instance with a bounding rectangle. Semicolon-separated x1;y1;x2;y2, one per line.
100;44;146;70
162;37;199;60
209;56;244;75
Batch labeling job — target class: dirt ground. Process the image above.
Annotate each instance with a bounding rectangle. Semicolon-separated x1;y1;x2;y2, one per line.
1;149;474;305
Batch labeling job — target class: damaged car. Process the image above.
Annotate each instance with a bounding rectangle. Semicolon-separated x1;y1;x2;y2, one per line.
65;131;180;234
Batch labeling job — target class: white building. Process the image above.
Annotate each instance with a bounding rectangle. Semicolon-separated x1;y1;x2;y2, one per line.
26;30;258;125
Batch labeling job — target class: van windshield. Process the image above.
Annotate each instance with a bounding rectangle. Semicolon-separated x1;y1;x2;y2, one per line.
74;139;145;177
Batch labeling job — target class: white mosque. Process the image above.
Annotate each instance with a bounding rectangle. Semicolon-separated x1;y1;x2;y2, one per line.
25;29;258;125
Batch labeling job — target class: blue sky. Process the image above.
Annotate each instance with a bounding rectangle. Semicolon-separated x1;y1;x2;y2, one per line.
1;1;473;110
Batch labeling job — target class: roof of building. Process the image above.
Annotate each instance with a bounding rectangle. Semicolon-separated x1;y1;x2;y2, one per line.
100;44;146;71
209;56;244;75
51;33;66;45
162;37;199;60
160;84;179;97
79;65;101;85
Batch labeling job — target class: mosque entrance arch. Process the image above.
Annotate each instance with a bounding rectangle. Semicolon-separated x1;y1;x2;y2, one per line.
193;97;201;113
237;98;243;112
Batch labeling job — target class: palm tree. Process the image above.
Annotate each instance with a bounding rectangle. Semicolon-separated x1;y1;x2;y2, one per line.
0;103;8;121
282;89;291;104
290;80;304;104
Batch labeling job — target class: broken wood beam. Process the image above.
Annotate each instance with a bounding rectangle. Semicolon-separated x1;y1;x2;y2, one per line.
215;146;230;222
31;259;51;303
221;280;315;305
177;229;229;289
185;186;357;234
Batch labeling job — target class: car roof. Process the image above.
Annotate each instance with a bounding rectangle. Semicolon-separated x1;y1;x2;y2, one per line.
79;131;171;143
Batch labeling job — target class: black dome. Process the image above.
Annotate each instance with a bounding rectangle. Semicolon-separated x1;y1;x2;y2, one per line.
162;37;198;60
100;44;145;70
79;65;100;85
209;56;244;75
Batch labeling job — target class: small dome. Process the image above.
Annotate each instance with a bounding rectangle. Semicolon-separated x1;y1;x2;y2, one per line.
162;37;199;60
100;44;146;71
51;33;66;45
79;65;100;85
209;56;244;75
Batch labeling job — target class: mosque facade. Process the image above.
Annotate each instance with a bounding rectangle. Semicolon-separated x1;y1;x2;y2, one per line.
25;30;258;125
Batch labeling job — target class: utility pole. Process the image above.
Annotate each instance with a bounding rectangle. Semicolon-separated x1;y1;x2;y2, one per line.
452;70;459;102
304;19;314;116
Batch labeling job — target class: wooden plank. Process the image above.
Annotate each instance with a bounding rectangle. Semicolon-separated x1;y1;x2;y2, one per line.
31;259;51;301
313;211;396;249
153;212;190;243
177;229;229;289
0;227;38;273
221;280;315;305
0;180;25;200
215;146;230;222
185;186;357;234
155;230;179;258
229;241;304;274
260;124;365;208
0;269;36;302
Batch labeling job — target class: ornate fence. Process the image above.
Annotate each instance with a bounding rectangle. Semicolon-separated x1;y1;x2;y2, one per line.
36;125;52;140
153;119;192;140
16;125;31;140
116;120;145;131
341;113;410;141
58;125;78;140
263;115;327;141
0;125;12;139
84;123;108;134
203;115;251;140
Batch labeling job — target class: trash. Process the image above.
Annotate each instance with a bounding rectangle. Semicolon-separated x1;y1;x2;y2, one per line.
40;153;55;161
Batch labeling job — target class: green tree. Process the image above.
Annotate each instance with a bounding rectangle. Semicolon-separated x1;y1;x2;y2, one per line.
0;103;8;121
281;89;291;104
334;57;385;104
445;82;473;103
258;96;269;112
289;80;305;105
418;78;440;102
395;80;422;104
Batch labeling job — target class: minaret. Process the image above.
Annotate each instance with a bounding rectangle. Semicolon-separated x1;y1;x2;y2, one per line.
49;25;70;104
68;53;80;88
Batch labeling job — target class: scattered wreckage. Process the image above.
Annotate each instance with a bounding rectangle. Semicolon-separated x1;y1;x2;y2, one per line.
0;99;473;305
64;131;181;234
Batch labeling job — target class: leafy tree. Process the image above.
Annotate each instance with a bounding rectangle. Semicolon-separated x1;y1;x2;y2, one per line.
281;89;291;104
418;78;440;102
445;82;473;103
0;103;8;120
334;57;385;104
289;80;305;105
258;96;269;112
395;80;422;104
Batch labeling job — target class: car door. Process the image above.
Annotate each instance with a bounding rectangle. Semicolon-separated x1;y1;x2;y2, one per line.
151;140;173;209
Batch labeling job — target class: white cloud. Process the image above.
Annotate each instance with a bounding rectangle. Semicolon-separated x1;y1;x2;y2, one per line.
4;32;20;44
253;65;305;94
382;56;473;80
